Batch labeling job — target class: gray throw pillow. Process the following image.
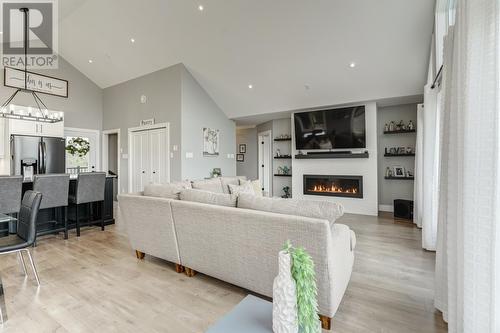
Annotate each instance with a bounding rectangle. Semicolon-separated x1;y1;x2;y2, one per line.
191;178;224;193
179;189;237;207
237;193;344;226
143;181;192;200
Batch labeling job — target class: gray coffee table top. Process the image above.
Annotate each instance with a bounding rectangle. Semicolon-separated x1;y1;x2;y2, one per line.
205;295;272;333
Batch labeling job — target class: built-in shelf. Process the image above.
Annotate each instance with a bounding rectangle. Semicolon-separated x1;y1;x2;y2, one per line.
384;153;415;157
274;156;292;159
383;129;416;135
384;176;415;180
274;138;292;141
294;152;369;159
274;174;292;177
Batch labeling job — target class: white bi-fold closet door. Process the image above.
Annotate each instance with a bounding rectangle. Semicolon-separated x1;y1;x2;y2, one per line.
129;124;169;193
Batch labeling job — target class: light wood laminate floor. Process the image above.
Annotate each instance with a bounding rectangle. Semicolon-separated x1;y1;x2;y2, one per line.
0;209;447;333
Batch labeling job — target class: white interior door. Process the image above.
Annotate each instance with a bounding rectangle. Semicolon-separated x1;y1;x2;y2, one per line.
149;128;167;184
129;123;170;193
131;131;150;192
258;131;272;196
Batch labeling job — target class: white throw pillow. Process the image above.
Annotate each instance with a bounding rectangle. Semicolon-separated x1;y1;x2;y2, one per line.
179;189;237;207
228;182;255;195
240;179;263;197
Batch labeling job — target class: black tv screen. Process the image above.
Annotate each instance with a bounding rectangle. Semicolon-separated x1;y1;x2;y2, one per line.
294;106;366;150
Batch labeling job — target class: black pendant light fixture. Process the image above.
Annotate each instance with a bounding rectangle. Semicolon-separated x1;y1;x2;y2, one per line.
0;7;63;123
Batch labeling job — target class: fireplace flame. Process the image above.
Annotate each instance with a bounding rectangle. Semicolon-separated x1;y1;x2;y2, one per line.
310;184;358;194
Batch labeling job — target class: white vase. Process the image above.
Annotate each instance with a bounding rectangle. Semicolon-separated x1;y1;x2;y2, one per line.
272;250;298;333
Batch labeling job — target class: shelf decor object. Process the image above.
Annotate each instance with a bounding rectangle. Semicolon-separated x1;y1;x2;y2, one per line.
0;8;64;124
384;153;415;157
383;129;416;134
385;176;415;180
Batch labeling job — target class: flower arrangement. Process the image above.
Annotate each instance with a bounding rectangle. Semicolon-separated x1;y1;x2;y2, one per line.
284;240;319;333
66;137;90;157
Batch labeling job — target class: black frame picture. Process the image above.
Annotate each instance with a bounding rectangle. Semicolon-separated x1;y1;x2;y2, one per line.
239;144;247;153
236;154;245;162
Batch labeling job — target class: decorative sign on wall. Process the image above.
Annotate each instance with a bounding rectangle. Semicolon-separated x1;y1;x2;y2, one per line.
203;127;220;156
140;118;155;126
4;67;69;98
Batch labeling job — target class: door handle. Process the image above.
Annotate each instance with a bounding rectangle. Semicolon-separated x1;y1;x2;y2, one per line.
153;171;156;174
142;171;145;174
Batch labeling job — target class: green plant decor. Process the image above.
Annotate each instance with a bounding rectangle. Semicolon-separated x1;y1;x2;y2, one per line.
66;137;90;157
284;240;319;333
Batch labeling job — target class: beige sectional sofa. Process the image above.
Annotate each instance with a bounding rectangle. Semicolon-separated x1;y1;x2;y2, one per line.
117;176;356;330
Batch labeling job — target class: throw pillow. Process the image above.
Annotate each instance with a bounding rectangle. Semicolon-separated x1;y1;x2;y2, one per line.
179;189;237;207
237;193;344;226
240;179;263;197
228;182;255;196
191;178;224;193
144;181;192;200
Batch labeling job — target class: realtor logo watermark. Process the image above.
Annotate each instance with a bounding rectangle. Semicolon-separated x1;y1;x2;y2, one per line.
1;0;58;69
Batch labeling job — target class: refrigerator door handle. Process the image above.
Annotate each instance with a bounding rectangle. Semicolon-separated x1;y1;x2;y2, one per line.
38;141;43;174
42;141;47;173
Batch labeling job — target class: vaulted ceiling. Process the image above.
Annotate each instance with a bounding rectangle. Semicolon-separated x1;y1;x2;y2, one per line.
57;0;435;119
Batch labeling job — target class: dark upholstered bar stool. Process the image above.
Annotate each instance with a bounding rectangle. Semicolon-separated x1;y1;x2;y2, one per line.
0;191;43;286
0;176;23;234
33;174;70;239
69;172;106;237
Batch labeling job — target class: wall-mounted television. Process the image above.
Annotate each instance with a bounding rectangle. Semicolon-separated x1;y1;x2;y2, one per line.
294;106;366;150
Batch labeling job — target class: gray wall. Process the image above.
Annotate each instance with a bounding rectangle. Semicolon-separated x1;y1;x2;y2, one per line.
181;67;236;179
236;127;258;179
103;64;183;192
0;57;103;130
377;103;418;208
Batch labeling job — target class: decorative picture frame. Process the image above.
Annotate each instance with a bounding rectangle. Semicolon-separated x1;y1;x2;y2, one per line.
4;66;69;98
393;166;406;178
239;144;247;154
236;154;245;162
203;128;220;156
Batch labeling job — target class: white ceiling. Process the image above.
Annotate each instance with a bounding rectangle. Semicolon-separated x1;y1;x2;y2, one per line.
57;0;435;120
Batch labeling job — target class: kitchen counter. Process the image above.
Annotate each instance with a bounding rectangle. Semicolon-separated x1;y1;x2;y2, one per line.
14;175;116;238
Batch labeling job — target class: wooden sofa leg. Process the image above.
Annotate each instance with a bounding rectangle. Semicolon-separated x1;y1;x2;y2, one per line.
319;315;332;330
135;250;145;259
185;267;197;277
175;264;185;273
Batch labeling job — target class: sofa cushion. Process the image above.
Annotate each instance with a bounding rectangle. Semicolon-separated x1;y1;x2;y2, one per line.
237;193;344;225
220;177;244;194
192;178;224;193
228;182;255;195
144;181;192;200
179;189;237;207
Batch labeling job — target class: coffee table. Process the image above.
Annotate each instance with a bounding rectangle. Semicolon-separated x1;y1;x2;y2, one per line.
205;295;273;333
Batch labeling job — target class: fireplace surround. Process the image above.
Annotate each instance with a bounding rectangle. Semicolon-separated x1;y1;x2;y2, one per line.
303;174;363;199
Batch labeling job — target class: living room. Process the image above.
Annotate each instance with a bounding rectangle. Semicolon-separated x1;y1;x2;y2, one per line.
0;1;498;333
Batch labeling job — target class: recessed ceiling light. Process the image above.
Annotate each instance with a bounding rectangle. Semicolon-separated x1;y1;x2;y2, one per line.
349;62;356;68
248;84;253;89
198;5;204;11
130;38;135;43
88;59;93;64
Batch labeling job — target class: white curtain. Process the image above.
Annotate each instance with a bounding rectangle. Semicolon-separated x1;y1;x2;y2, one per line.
434;0;500;332
413;103;424;228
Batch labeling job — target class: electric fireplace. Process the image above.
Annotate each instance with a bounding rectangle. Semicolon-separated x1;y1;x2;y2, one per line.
303;175;363;199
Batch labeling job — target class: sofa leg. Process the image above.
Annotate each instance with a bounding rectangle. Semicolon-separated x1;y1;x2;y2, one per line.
135;250;145;259
185;267;197;277
175;264;185;273
319;315;332;330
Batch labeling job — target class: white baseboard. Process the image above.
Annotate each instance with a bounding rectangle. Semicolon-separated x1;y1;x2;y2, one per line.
378;204;394;212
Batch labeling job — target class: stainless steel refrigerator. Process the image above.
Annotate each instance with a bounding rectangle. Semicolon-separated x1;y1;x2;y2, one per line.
10;135;66;179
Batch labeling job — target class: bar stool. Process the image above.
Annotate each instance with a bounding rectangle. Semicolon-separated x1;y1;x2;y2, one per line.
33;174;70;239
69;172;106;237
0;176;22;234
